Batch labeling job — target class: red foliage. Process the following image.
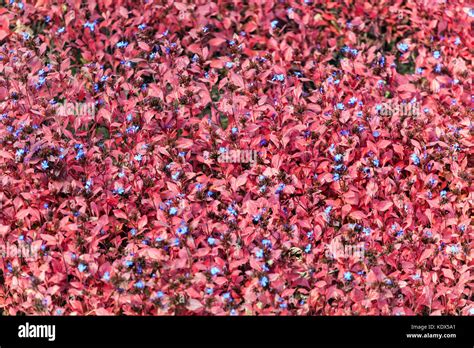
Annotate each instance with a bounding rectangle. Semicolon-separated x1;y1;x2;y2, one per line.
0;0;472;316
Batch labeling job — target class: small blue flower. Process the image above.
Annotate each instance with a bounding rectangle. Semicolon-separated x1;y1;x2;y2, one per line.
304;244;312;253
275;183;285;194
433;51;441;59
272;74;285;82
41;160;49;170
134;280;145;289
227;205;238;216
334;153;343;162
169;207;178;215
348;97;357;105
207;237;215;245
372;158;380;167
231;127;238;134
410;153;420;166
103;272;110;281
134;154;142;162
255;248;264;258
57;27;65;34
210;267;220;276
225;62;234;69
176;224;188;235
397;43;409;52
115;186;125;195
172;172;180;180
336;103;345;110
138;23;146;30
333;173;340;181
206;288;214;295
260;276;269;287
78;263;87;272
454;37;461;45
116;41;129;48
343;271;352;281
372;131;380;137
260;139;268;146
440;190;447;198
262;239;272;248
270;20;279;29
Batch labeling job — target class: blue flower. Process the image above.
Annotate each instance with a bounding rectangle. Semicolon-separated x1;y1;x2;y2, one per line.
225;62;234;69
363;227;371;236
78;263;87;272
260;139;268;146
260;276;269;287
41;160;49;170
134;154;142;162
440;190;447;198
207;237;215;245
410;153;420;166
272;74;285;82
255;248;264;258
372;131;380;137
75;149;85;160
116;41;129;48
270;20;279;29
83;21;96;32
372;158;380;167
138;23;146;30
57;27;65;34
130;228;137;236
262;239;272;248
103;272;110;281
206;288;213;295
398;43;409;52
304;244;312;253
348;97;357;105
324;206;332;215
343;271;352;281
134;280;145;289
433;51;441;59
231;127;238;134
176;224;188;235
227;205;237;216
169;207;178;215
454;37;461;45
333;173;340;181
334;153;343;162
115;186;125;195
172;172;180;180
210;267;220;276
336;103;344;110
85;179;92;190
275;183;285;194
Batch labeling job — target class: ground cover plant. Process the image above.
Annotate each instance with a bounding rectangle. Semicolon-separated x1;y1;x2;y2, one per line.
0;0;472;315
